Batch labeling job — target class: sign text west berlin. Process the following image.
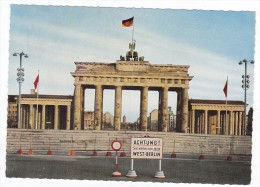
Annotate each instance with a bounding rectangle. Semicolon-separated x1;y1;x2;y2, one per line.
130;137;163;159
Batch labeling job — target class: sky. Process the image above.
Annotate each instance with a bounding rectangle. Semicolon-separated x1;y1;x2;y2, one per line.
7;5;255;122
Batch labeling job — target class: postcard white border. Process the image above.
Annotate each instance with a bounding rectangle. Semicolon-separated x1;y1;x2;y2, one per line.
1;1;259;187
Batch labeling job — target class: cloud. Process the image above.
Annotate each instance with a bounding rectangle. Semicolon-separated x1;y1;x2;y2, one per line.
135;28;254;103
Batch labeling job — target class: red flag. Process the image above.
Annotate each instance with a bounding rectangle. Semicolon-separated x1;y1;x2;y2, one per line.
34;74;39;89
122;17;134;27
223;79;228;97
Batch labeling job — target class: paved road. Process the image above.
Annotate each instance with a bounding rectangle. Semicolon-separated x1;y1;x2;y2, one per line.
6;153;251;184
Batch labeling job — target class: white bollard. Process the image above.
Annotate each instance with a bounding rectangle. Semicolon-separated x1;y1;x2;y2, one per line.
126;159;137;178
154;159;165;178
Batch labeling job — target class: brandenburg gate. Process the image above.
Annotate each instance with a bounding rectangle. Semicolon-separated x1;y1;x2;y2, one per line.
71;43;193;132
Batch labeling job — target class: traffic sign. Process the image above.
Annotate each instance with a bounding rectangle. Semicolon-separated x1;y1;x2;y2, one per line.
111;140;122;151
130;137;163;159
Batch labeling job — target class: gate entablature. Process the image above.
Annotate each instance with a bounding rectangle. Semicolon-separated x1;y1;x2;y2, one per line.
71;61;193;89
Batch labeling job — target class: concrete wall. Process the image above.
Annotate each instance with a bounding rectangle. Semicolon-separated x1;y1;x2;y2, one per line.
6;129;252;155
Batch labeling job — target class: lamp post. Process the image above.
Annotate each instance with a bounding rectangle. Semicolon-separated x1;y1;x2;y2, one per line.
13;52;28;129
238;59;254;135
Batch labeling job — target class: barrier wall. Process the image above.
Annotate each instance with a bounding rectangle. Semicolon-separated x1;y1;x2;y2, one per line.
6;129;252;155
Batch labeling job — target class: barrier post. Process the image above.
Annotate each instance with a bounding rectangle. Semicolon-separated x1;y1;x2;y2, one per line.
17;135;23;155
199;142;205;160
69;137;75;156
120;137;126;157
47;137;52;155
227;142;232;161
171;140;176;158
92;136;97;156
28;134;33;155
106;138;112;156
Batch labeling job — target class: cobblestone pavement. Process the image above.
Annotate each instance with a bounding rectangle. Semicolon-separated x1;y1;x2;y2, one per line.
6;152;251;185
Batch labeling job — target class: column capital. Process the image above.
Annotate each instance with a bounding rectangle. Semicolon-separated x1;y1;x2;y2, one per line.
74;83;81;86
162;86;169;90
95;84;102;88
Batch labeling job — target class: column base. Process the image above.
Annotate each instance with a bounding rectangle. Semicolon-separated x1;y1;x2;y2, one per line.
126;170;137;178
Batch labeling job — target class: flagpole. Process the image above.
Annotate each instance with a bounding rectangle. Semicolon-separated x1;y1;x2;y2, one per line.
36;70;39;129
131;17;135;60
225;76;228;135
132;19;135;44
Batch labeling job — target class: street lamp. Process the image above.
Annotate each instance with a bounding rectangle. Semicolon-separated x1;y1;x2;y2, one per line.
13;52;28;129
238;59;254;135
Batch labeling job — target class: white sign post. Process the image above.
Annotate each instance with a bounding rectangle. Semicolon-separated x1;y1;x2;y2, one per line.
127;137;165;178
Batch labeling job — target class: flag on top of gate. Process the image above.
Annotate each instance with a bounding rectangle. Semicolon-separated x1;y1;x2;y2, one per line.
122;16;134;27
34;73;39;90
223;79;228;97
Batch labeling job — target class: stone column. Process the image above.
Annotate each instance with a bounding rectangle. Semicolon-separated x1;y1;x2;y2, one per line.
204;110;208;134
176;91;181;132
239;111;243;135
140;86;148;131
81;86;85;130
181;88;189;133
201;112;205;134
66;105;71;130
220;112;223;135
94;85;103;130
198;113;202;134
29;104;33;129
200;113;203;134
114;86;122;131
230;110;234;135
223;112;226;135
235;112;238;135
158;90;162;131
217;110;221;135
196;112;200;133
41;105;46;129
54;105;59;130
37;106;41;129
161;87;168;132
24;105;28;129
192;109;195;134
242;111;246;135
73;83;82;130
23;105;27;129
225;111;229;135
21;105;24;129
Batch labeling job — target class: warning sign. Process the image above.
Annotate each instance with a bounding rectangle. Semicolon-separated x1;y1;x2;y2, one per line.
130;137;163;159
